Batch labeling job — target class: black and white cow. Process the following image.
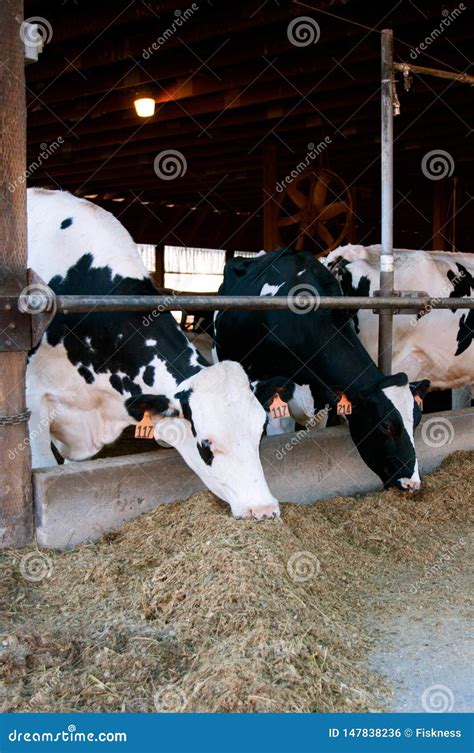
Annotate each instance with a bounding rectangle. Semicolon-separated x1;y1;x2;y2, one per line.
325;245;473;390
26;188;279;519
214;247;430;492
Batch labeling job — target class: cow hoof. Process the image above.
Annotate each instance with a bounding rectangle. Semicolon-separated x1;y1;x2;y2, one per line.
244;504;281;520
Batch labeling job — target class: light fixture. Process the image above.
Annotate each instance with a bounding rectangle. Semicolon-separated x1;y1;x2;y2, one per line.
134;95;155;118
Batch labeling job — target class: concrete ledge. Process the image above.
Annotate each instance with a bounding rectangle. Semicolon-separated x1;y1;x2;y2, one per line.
34;409;474;549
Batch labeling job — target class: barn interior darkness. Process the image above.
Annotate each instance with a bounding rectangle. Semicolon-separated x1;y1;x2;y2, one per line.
24;0;473;263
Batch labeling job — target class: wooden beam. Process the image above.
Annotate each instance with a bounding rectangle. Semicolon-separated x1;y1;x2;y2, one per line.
432;182;446;251
263;142;279;251
0;0;33;547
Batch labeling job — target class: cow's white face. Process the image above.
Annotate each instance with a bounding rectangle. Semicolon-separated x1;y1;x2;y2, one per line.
128;361;280;519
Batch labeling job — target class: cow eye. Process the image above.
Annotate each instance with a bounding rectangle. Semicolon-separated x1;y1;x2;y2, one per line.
380;421;394;436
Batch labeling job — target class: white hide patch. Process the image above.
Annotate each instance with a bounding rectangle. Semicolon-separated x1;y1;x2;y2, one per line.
297;269;306;276
260;282;285;296
145;338;157;346
382;384;420;487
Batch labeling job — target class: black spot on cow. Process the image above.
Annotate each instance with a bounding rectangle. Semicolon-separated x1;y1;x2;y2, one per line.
448;263;473;303
45;253;203;394
446;263;474;354
60;217;73;229
143;365;155;386
125;394;175;422
109;374;123;394
122;376;141;396
197;439;214;466
78;365;94;384
455;310;474;356
176;388;196;436
336;262;371;333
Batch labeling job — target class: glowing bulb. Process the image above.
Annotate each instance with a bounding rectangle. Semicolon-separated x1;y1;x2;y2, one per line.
134;96;155;118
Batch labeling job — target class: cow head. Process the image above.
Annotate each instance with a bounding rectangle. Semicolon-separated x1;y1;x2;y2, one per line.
126;361;279;519
346;374;430;492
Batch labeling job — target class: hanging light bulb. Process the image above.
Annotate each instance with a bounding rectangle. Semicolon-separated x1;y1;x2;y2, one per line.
134;95;155;118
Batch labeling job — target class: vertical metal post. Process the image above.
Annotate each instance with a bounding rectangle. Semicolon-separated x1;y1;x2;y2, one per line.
379;29;395;374
0;0;34;546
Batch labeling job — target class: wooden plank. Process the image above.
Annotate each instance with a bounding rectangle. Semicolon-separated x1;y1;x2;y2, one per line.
0;0;33;547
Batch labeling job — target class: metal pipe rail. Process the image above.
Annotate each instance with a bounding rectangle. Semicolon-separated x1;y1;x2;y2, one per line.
47;295;474;313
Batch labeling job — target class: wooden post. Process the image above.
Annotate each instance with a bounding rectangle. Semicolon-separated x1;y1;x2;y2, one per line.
154;244;165;288
432;182;446;250
262;142;278;251
0;1;34;547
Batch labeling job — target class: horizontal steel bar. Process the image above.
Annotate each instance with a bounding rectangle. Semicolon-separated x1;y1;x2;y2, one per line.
40;294;474;313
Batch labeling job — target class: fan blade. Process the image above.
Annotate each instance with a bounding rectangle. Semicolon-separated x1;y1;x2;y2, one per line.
277;211;303;227
316;222;334;247
317;201;347;222
312;177;328;208
286;182;309;209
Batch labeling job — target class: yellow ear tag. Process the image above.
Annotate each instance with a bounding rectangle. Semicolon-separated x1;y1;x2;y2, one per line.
336;393;352;415
134;411;155;439
269;394;290;420
414;394;423;410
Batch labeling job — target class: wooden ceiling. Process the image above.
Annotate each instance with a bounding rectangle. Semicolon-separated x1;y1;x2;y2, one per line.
24;0;473;250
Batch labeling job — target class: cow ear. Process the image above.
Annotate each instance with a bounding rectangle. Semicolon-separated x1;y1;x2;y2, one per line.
410;379;431;401
125;394;180;422
251;378;295;410
379;372;409;389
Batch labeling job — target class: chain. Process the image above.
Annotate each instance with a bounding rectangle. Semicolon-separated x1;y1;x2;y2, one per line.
0;409;31;426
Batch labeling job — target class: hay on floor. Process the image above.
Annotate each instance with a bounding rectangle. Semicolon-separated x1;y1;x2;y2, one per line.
1;451;472;713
